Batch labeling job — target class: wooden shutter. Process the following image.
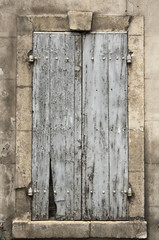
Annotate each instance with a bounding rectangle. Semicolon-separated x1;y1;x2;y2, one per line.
32;32;128;221
49;33;82;220
32;33;82;220
82;33;128;220
32;33;50;220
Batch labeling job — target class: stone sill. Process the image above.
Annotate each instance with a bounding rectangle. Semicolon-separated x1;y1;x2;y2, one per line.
12;220;147;239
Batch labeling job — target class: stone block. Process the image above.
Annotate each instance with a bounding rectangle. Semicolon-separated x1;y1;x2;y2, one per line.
92;15;130;32
129;129;144;172
17;35;32;51
15;189;31;219
17;49;33;87
90;221;147;239
0;80;15;132
145;36;159;79
128;16;144;36
16;131;32;188
0;164;15;222
17;16;33;36
145;121;159;164
0;38;16;80
0;131;15;164
16;87;32;131
32;15;69;32
68;11;92;31
128;36;144;129
12;220;90;238
129;171;144;218
127;0;148;16
145;0;159;36
145;79;159;121
0;13;16;37
146;206;159;240
145;164;159;207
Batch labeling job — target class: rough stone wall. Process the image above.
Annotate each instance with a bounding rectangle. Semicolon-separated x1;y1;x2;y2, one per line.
0;0;158;239
127;1;159;239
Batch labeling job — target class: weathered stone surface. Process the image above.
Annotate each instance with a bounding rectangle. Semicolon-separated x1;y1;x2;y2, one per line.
129;129;144;172
17;35;32;51
127;0;148;16
17;36;32;87
16;87;32;130
15;189;31;219
145;36;159;79
68;11;92;31
12;220;147;239
129;171;145;218
0;164;15;222
17;16;33;36
145;121;159;164
145;79;159;121
129;16;144;36
32;15;69;31
0;131;15;164
0;38;16;80
145;164;159;207
17;49;33;87
145;0;159;36
92;15;130;32
146;206;159;240
0;80;15;132
16;131;31;188
90;221;147;239
128;36;144;129
12;220;90;238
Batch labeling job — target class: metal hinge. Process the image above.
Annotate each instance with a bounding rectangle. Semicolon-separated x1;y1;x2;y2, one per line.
28;54;38;63
127;51;133;64
27;187;33;196
127;187;133;197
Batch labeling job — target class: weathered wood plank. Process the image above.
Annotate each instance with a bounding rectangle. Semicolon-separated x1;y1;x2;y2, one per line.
50;33;82;220
108;33;128;219
82;33;109;220
32;33;50;220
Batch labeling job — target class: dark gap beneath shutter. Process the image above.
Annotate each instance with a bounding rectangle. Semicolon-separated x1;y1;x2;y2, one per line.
49;161;57;219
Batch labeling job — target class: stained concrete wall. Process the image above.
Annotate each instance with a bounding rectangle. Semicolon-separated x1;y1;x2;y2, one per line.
0;0;158;239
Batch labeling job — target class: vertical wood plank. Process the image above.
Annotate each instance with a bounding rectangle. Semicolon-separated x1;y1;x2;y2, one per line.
108;33;128;219
82;33;109;220
50;33;82;220
32;33;50;220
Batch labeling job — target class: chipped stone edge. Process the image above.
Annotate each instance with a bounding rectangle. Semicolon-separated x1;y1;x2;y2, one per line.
12;220;147;239
15;13;145;232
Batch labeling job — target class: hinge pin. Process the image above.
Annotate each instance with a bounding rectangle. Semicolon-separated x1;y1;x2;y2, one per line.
127;53;132;64
28;55;38;63
28;187;33;196
127;187;133;197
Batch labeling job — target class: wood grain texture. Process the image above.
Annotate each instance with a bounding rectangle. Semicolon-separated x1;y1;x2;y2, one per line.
82;33;128;220
32;32;128;221
109;33;128;219
32;33;50;220
82;33;109;220
50;33;82;220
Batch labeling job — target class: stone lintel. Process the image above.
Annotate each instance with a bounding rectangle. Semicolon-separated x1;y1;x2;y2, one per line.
12;220;147;239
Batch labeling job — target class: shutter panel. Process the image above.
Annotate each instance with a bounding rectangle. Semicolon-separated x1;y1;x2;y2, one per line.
32;33;50;220
82;33;110;220
82;33;128;220
50;33;82;220
109;33;128;219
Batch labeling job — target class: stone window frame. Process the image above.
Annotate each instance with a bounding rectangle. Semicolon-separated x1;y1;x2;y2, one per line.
13;14;147;239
